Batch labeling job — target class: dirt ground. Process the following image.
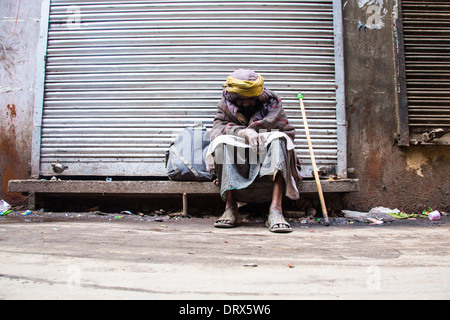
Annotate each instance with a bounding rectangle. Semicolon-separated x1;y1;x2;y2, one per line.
0;212;449;300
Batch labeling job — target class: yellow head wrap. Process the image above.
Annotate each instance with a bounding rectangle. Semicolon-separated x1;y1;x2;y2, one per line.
223;74;265;97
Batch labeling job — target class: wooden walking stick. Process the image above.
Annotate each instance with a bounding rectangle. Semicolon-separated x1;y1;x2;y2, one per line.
298;92;330;225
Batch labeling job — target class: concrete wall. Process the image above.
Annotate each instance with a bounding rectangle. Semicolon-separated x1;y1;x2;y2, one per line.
1;0;42;205
1;0;449;212
342;0;450;213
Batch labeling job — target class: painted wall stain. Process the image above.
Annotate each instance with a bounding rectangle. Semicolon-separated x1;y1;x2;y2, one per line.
7;104;17;118
1;103;27;204
405;150;428;178
0;132;27;205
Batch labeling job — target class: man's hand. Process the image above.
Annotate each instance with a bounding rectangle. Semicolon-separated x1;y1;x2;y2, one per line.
238;128;267;152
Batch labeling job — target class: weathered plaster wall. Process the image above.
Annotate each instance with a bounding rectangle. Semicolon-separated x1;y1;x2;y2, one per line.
0;0;42;204
342;0;450;213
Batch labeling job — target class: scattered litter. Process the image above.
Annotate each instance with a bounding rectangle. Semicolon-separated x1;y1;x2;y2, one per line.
120;210;133;215
343;206;444;224
243;264;258;267
421;207;441;220
367;218;384;225
154;215;169;222
343;207;402;224
299;217;318;225
0;200;11;215
2;210;13;216
169;211;186;217
387;212;426;219
22;210;32;216
115;216;124;219
369;206;401;216
287;263;295;268
428;210;441;221
342;210;369;222
52;228;59;231
160;224;168;228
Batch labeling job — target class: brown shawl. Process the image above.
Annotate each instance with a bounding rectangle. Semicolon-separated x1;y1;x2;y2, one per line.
210;89;296;142
210;89;302;184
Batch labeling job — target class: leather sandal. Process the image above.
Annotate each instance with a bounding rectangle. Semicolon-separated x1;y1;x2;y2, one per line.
266;210;292;233
214;207;242;228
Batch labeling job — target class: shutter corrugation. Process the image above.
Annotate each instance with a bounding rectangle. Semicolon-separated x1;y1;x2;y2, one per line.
40;0;339;177
402;0;450;135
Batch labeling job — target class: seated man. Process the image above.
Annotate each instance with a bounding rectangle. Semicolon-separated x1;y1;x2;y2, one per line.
208;69;302;233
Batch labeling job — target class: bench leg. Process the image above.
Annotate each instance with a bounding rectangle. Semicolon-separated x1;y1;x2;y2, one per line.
28;192;36;210
182;193;188;216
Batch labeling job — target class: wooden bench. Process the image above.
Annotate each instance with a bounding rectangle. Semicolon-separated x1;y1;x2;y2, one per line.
8;179;358;213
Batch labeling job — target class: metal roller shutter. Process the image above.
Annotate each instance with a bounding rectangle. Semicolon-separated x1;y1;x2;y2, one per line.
401;0;450;142
36;0;346;178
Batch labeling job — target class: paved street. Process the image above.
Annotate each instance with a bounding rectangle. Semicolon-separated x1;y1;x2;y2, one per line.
0;213;448;300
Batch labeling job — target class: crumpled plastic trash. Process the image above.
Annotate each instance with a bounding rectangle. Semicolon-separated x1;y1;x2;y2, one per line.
0;200;11;215
342;206;400;223
369;207;401;221
343;206;441;223
369;206;400;215
22;210;32;216
427;210;441;221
